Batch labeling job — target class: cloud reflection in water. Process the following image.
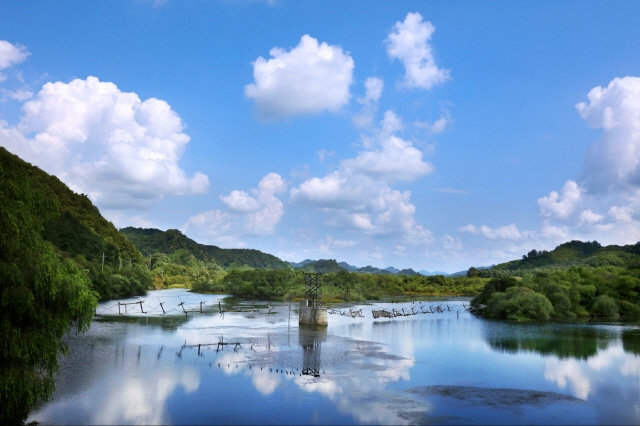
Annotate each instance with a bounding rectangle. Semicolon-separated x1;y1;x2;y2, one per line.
27;295;640;425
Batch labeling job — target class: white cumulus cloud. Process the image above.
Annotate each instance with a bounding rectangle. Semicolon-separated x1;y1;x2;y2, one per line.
579;209;603;225
0;88;33;102
608;205;633;223
576;76;640;192
538;180;584;220
539;220;571;241
184;173;287;245
0;76;209;211
0;40;30;70
459;223;526;240
245;35;354;119
291;111;433;244
532;76;640;245
345;111;434;182
385;12;450;90
353;77;384;128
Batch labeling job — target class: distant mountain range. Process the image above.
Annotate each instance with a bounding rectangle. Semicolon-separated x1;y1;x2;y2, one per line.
418;269;451;276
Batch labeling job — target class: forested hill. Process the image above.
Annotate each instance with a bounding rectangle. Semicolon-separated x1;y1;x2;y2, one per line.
490;240;640;273
471;239;640;320
119;227;291;270
290;259;423;276
1;147;150;302
295;259;346;273
0;147;143;266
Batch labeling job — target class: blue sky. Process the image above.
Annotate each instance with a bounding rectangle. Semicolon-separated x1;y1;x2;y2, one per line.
2;1;640;272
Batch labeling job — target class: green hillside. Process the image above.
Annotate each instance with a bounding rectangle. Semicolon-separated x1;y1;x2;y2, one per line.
471;240;640;321
119;227;292;270
0;148;144;267
357;265;392;274
294;259;346;273
490;240;640;274
1;147;102;423
0;147;149;300
41;186;144;266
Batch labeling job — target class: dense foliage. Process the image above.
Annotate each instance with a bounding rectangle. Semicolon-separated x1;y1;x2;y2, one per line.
120;227;292;269
295;259;346;273
147;252;226;291
477;240;640;276
1;148;98;423
13;150;145;267
471;267;640;321
192;269;487;301
1;148;150;300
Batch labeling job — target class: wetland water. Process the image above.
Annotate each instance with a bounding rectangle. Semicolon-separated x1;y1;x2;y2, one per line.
29;289;640;425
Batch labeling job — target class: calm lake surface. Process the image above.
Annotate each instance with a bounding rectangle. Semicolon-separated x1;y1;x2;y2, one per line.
29;289;640;425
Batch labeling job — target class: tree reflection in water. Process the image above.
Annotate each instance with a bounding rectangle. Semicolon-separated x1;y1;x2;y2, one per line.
26;294;640;425
622;329;640;355
483;321;629;359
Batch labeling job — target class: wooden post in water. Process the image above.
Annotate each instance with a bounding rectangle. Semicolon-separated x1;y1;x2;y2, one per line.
118;302;121;315
160;302;165;314
200;301;203;313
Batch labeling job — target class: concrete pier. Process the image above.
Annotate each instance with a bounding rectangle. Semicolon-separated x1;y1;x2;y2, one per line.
299;300;328;326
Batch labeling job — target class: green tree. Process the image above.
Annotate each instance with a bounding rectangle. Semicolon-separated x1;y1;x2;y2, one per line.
467;267;479;277
0;153;98;423
487;287;554;321
591;294;619;318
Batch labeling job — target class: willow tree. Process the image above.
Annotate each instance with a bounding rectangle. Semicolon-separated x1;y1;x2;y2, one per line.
0;148;98;424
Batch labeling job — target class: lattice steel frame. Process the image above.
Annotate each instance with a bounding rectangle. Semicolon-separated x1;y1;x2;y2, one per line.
304;273;322;307
302;339;321;377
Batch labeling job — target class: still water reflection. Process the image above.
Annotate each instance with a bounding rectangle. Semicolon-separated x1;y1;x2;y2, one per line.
29;289;640;425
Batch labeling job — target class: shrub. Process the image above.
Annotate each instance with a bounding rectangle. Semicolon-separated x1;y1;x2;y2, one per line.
191;280;224;293
488;287;554;321
591;294;619;318
472;277;519;306
547;291;575;318
618;300;640;318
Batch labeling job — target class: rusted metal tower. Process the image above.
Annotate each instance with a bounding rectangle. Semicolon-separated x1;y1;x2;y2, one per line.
303;273;323;308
